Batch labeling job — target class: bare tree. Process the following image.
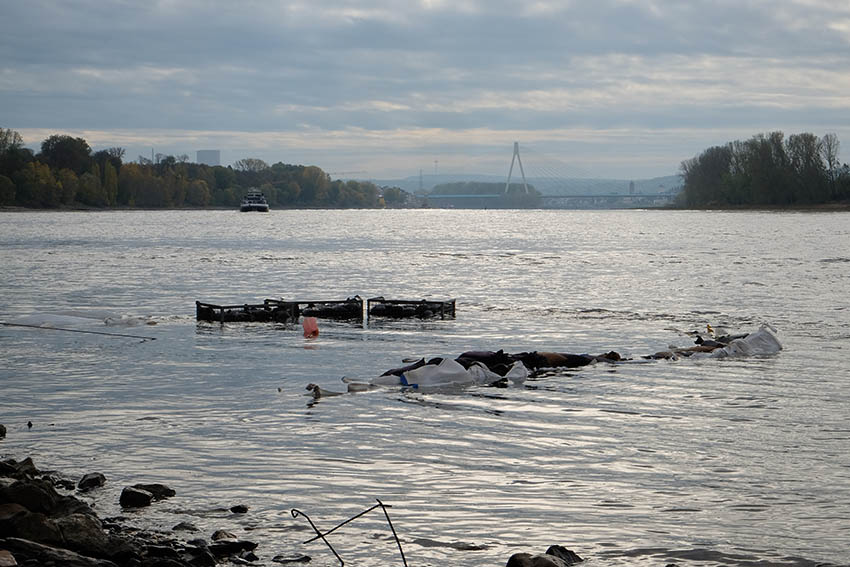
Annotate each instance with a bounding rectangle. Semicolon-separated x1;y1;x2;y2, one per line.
0;128;24;153
233;158;269;172
821;133;840;198
106;147;126;160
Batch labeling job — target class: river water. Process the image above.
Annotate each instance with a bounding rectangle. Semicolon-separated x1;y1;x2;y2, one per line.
0;209;848;567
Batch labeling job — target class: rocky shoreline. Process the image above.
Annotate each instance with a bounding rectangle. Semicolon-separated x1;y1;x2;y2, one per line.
1;413;584;567
0;452;585;567
0;456;265;566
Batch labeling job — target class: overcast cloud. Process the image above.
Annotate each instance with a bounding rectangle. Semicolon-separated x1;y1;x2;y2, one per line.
2;0;849;179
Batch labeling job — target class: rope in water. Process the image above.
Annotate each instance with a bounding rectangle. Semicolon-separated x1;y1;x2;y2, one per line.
0;321;157;341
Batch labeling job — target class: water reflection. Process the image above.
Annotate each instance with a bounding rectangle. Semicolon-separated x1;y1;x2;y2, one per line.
1;210;848;566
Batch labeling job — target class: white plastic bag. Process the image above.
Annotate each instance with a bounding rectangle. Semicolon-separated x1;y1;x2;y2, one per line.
703;324;782;358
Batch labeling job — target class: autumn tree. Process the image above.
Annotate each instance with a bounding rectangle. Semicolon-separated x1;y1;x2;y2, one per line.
298;165;330;204
103;161;119;206
93;148;124;177
56;168;78;205
680;131;839;207
39;135;92;175
382;186;406;207
13;161;61;207
0;128;33;177
185;179;211;206
278;180;301;204
77;167;108;207
0;174;15;205
0;128;24;153
680;145;733;206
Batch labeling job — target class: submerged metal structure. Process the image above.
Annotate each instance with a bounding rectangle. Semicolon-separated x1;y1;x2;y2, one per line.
196;295;455;323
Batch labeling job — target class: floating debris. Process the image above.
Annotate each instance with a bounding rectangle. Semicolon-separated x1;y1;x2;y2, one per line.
195;299;299;323
196;295;456;323
367;297;456;320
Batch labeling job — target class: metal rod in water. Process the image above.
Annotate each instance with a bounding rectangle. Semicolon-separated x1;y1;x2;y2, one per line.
302;502;384;544
377;499;408;567
0;321;157;341
299;500;408;566
291;508;344;566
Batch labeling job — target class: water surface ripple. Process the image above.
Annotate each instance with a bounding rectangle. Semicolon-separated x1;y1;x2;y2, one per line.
1;210;848;567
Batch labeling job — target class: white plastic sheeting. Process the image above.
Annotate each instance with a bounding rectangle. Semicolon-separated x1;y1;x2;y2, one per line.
370;358;527;391
10;311;155;327
695;324;782;358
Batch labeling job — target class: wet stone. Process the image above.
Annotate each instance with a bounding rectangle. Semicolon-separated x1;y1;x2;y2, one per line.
120;486;154;508
211;529;237;541
78;473;107;492
208;539;258;557
272;555;311;564
131;483;175;500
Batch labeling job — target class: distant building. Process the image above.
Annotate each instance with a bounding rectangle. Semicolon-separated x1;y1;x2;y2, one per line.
196;150;220;166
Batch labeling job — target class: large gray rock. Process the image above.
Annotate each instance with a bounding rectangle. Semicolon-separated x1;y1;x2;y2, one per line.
507;546;584;567
507;553;571;567
185;547;217;567
0;478;92;517
9;511;64;546
0;502;28;527
56;513;111;558
131;483;175;500
0;479;56;514
211;529;237;541
0;458;38;479
77;473;107;492
208;538;258;558
546;545;583;565
119;486;154;508
0;537;118;567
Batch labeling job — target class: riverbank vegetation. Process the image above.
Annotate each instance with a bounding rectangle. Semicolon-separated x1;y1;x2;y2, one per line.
0;129;412;209
679;132;850;207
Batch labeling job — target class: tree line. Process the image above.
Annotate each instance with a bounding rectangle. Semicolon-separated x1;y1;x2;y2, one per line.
679;131;850;207
0;129;412;209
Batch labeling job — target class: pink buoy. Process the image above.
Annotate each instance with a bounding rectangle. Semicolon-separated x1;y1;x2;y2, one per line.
302;317;319;338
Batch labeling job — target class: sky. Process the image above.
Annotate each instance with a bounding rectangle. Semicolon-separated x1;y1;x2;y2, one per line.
2;0;849;180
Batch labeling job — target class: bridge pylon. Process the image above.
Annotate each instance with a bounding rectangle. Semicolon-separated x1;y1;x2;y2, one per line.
504;141;530;194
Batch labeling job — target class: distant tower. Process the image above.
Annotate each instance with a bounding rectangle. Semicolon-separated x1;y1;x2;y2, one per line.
196;150;221;166
629;180;635;195
504;142;529;194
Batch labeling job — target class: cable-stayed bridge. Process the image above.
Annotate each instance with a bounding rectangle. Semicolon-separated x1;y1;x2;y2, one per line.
383;142;681;209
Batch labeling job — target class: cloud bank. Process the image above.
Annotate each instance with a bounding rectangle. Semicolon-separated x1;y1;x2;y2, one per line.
2;0;849;178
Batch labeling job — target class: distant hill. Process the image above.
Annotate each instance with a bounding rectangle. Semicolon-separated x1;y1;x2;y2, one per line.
371;173;682;196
